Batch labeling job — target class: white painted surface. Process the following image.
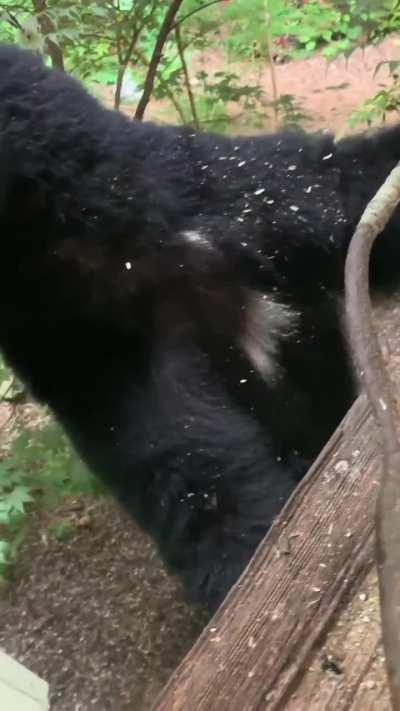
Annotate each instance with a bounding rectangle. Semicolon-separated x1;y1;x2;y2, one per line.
0;650;49;711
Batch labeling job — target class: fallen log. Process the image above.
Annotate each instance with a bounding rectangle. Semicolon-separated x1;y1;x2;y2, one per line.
154;300;400;711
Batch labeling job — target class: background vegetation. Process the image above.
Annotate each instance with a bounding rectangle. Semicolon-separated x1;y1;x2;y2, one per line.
0;0;399;578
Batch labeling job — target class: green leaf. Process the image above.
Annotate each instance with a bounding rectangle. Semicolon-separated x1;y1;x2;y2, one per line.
0;511;11;525
0;540;10;566
0;485;33;514
91;7;109;18
49;520;73;541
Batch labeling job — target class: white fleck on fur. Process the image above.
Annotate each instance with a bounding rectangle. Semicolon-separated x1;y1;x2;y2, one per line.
240;292;296;380
181;230;211;249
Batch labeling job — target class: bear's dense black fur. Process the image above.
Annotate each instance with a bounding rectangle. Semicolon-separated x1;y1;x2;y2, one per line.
1;44;400;610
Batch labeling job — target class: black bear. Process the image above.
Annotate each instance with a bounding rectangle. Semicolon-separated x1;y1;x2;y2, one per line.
0;43;399;610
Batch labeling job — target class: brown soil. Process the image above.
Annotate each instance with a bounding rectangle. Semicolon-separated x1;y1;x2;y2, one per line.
0;499;207;710
199;35;400;135
1;37;399;710
107;36;399;136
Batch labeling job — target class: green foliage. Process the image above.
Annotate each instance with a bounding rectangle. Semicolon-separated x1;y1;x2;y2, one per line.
220;0;385;61
0;356;103;579
357;0;400;41
1;0;400;132
349;59;400;127
296;2;361;59
187;69;264;130
270;93;311;129
0;419;103;579
0;361;25;402
48;518;74;540
0;9;18;42
221;0;278;59
349;87;400;127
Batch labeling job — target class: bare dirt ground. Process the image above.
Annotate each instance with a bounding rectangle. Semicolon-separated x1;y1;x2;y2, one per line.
0;36;399;710
104;35;399;136
0;499;206;710
235;34;400;135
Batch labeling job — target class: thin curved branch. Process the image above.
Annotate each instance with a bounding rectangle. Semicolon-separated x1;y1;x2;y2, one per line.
171;0;224;31
134;0;185;121
32;0;64;71
2;9;23;30
344;162;400;708
175;24;200;129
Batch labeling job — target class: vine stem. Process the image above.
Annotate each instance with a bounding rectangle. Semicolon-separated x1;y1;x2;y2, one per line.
134;0;185;121
265;0;279;129
344;162;400;708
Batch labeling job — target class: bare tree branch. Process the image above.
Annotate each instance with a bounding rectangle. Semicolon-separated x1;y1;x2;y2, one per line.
265;0;279;129
171;0;224;31
114;2;153;109
114;24;143;110
32;0;64;71
133;47;188;124
175;24;200;129
344;162;400;708
1;9;23;31
134;0;185;121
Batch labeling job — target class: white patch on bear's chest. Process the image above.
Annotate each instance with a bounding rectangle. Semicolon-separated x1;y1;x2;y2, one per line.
240;292;297;380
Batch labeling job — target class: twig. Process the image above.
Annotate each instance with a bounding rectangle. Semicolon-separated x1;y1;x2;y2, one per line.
265;0;279;130
2;9;23;31
114;3;154;110
133;47;188;124
175;24;200;129
344;161;400;708
171;0;224;31
32;0;64;70
114;24;143;110
134;0;185;121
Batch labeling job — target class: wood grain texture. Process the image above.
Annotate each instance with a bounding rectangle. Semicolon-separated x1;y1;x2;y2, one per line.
155;300;400;711
285;569;390;710
154;394;382;711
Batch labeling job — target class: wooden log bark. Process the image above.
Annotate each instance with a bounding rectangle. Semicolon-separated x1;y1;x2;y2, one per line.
154;300;400;710
154;393;382;710
285;568;390;709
